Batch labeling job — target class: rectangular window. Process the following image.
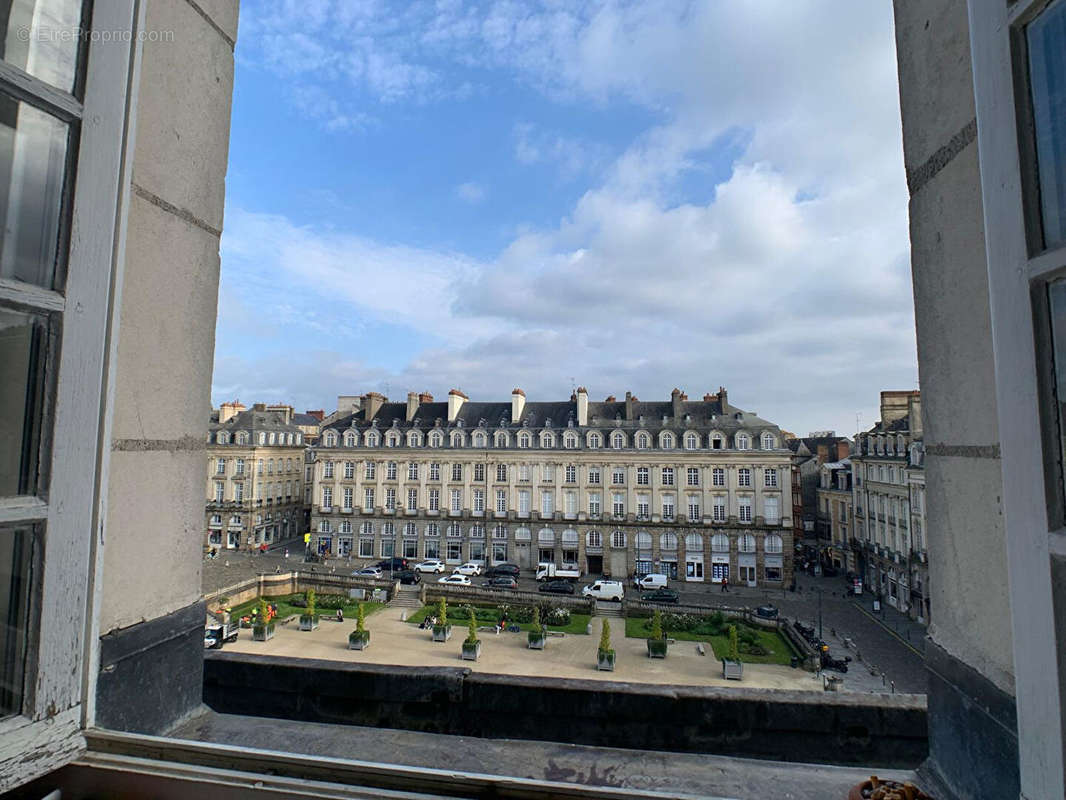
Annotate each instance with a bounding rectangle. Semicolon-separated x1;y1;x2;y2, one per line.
1028;3;1066;250
408;462;418;480
612;492;625;516
451;463;462;481
565;491;577;514
686;467;699;486
518;490;530;515
543;464;555;481
344;461;354;479
589;493;601;515
322;487;332;508
425;539;440;559
429;463;440;481
474;463;485;481
765;495;780;524
324;461;334;478
450;489;462;512
495;489;507;513
381;539;395;558
712;467;724;486
565;465;577;483
447;541;462;561
404;539;418;558
496;464;507;482
661;467;674;486
738;468;751;487
428;489;440;511
343;487;353;509
407;488;418;511
519;464;530;481
687;497;701;521
541;491;554;515
386;461;397;480
216;458;226;475
739;497;752;522
492;542;508;562
637;495;649;518
362;488;374;511
588;466;601;484
612;467;625;484
662;494;675;519
713;497;726;522
637;466;649;485
765;468;778;487
364;462;375;480
473;489;485;512
214;482;224;502
385;488;396;510
359;539;374;558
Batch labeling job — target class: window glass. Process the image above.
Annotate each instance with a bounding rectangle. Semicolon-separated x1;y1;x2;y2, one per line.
0;0;82;93
1046;278;1066;505
0;308;47;495
0;525;34;717
1028;0;1066;249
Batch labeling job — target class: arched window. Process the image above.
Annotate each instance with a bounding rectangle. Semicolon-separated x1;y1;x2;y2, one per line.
711;533;729;551
258;432;266;444
897;434;905;453
404;522;417;536
561;528;578;547
563;432;578;449
685;432;699;450
267;459;274;474
660;432;675;449
340;520;352;534
360;520;374;535
450;431;464;448
587;432;602;448
635;431;650;449
365;431;379;447
494;431;509;447
473;432;487;447
685;533;703;551
635;531;652;550
216;431;229;444
610;530;626;548
586;530;602;548
235;431;248;445
761;432;776;450
739;533;756;552
406;430;422;447
296;433;302;444
660;532;678;550
537;528;554;545
425;523;440;537
385;431;400;447
540;432;555;448
886;436;894;455
323;430;337;447
319;520;332;533
735;433;750;450
765;534;783;554
611;431;625;449
518;432;531;448
710;432;724;450
428;431;443;447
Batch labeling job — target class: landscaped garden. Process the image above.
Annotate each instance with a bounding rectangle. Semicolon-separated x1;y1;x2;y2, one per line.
228;593;385;623
624;610;798;665
406;602;590;635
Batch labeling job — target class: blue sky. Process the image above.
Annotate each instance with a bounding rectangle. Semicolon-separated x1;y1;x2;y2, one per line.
213;1;916;437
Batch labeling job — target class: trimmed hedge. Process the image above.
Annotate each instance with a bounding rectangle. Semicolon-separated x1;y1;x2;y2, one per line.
634;610;766;644
420;602;572;626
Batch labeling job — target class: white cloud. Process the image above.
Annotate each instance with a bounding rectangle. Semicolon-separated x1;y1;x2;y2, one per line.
456;181;486;203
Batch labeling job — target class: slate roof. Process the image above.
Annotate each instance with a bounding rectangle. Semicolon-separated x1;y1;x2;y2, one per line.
291;412;321;427
209;407;302;435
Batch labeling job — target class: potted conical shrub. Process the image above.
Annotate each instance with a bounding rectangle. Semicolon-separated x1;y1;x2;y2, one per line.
252;598;275;642
722;623;743;680
461;607;481;660
527;607;546;649
597;618;615;671
647;609;668;658
348;602;370;650
299;588;318;631
432;597;451;642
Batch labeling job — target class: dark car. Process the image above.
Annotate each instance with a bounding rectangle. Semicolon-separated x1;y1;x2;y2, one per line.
395;569;421;585
375;557;409;571
821;565;839;577
755;603;779;619
484;563;521;579
640;588;680;604
538;579;575;595
482;576;518;590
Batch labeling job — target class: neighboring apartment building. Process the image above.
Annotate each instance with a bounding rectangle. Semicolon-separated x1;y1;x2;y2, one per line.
293;409;323;445
310;387;794;587
205;402;308;550
786;433;852;543
815;458;853;573
849;391;928;621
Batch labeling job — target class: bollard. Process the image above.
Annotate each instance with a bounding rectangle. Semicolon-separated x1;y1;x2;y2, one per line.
882;672;887;686
891;680;895;693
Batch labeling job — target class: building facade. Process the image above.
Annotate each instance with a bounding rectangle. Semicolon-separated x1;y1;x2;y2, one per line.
205;402;308;550
849;391;928;620
815;458;853;573
309;387;794;587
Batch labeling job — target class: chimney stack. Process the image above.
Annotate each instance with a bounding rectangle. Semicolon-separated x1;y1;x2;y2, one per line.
703;393;715;402
337;395;362;416
907;393;923;438
511;388;526;423
671;388;682;419
266;403;293;424
218;400;245;424
576;387;589;426
837;440;851;461
418;391;434;404
717;386;728;408
406;392;419;422
363;392;386;422
625;391;634;421
447;389;467;422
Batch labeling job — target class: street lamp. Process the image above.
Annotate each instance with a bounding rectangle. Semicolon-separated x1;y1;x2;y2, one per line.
817;586;823;640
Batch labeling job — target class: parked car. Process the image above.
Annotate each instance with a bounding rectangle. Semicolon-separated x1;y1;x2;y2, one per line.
821;565;839;577
353;566;383;578
414;559;446;574
640;588;680;604
755;603;779;619
538;579;576;595
453;562;482;576
395;569;421;585
375;557;409;571
483;563;521;579
633;573;669;590
482;576;518;590
582;580;624;601
438;573;472;586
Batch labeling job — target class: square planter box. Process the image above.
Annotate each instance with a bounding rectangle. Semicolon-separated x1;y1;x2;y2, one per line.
647;639;668;659
252;623;275;642
299;615;319;632
597;650;616;671
432;625;452;642
461;640;481;661
348;631;370;650
527;633;546;650
723;659;744;680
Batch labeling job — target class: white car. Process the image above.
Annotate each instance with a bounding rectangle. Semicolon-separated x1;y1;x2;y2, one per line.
453;562;482;576
437;573;472;586
582;580;624;601
415;559;446;574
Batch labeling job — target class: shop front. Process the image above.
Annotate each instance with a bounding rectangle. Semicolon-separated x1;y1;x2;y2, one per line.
738;553;757;587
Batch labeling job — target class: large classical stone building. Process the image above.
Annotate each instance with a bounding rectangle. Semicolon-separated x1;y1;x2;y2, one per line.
204;402;309;550
849;391;928;621
309;387;794;587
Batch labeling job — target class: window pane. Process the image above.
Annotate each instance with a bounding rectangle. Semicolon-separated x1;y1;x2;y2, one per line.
1047;279;1066;504
0;526;34;718
0;307;47;496
1028;0;1066;249
0;0;82;93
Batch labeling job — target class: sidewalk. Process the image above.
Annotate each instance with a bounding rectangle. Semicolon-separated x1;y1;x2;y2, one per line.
850;591;927;657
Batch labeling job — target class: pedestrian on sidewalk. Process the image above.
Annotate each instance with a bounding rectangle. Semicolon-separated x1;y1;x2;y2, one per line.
720;576;729;593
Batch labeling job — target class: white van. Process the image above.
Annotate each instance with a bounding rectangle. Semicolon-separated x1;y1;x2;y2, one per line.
634;573;668;590
582;580;624;601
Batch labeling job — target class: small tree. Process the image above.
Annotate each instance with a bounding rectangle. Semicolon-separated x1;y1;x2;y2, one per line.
651;610;664;641
257;598;269;625
728;624;740;662
437;597;448;627
599;619;612;654
531;607;542;635
305;588;316;617
356;602;366;633
466;607;478;644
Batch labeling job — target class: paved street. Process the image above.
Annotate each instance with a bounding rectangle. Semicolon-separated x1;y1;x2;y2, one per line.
203;548;928;693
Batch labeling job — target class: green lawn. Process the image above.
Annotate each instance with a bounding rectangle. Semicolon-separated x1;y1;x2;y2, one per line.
406;605;590;635
229;595;385;623
623;617;797;665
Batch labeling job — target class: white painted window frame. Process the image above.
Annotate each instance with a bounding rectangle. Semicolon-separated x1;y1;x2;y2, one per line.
967;1;1066;796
